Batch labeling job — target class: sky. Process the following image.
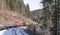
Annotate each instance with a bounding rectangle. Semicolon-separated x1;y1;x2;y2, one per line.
23;0;43;11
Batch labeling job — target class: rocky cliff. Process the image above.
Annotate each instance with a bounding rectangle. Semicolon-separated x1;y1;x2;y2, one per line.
0;10;33;28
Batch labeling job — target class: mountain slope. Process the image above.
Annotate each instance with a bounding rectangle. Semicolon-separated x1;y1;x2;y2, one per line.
0;10;33;28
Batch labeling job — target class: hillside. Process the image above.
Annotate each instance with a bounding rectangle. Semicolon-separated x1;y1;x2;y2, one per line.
31;9;43;23
0;10;33;28
0;0;34;29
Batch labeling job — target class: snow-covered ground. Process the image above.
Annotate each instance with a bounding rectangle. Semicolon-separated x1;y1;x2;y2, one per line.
0;26;29;35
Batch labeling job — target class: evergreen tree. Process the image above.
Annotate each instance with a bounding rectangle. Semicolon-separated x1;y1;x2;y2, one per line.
5;0;17;11
41;0;54;29
9;0;17;11
25;4;32;18
18;0;24;14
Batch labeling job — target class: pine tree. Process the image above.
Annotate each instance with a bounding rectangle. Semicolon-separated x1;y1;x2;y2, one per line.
41;0;54;29
5;0;17;11
25;4;32;18
9;0;17;11
17;0;26;16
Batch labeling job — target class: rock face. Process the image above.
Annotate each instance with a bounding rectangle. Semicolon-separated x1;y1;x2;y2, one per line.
0;0;29;17
0;10;33;29
0;0;7;10
0;0;33;29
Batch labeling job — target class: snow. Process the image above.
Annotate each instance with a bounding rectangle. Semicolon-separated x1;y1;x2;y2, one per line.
0;27;29;35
